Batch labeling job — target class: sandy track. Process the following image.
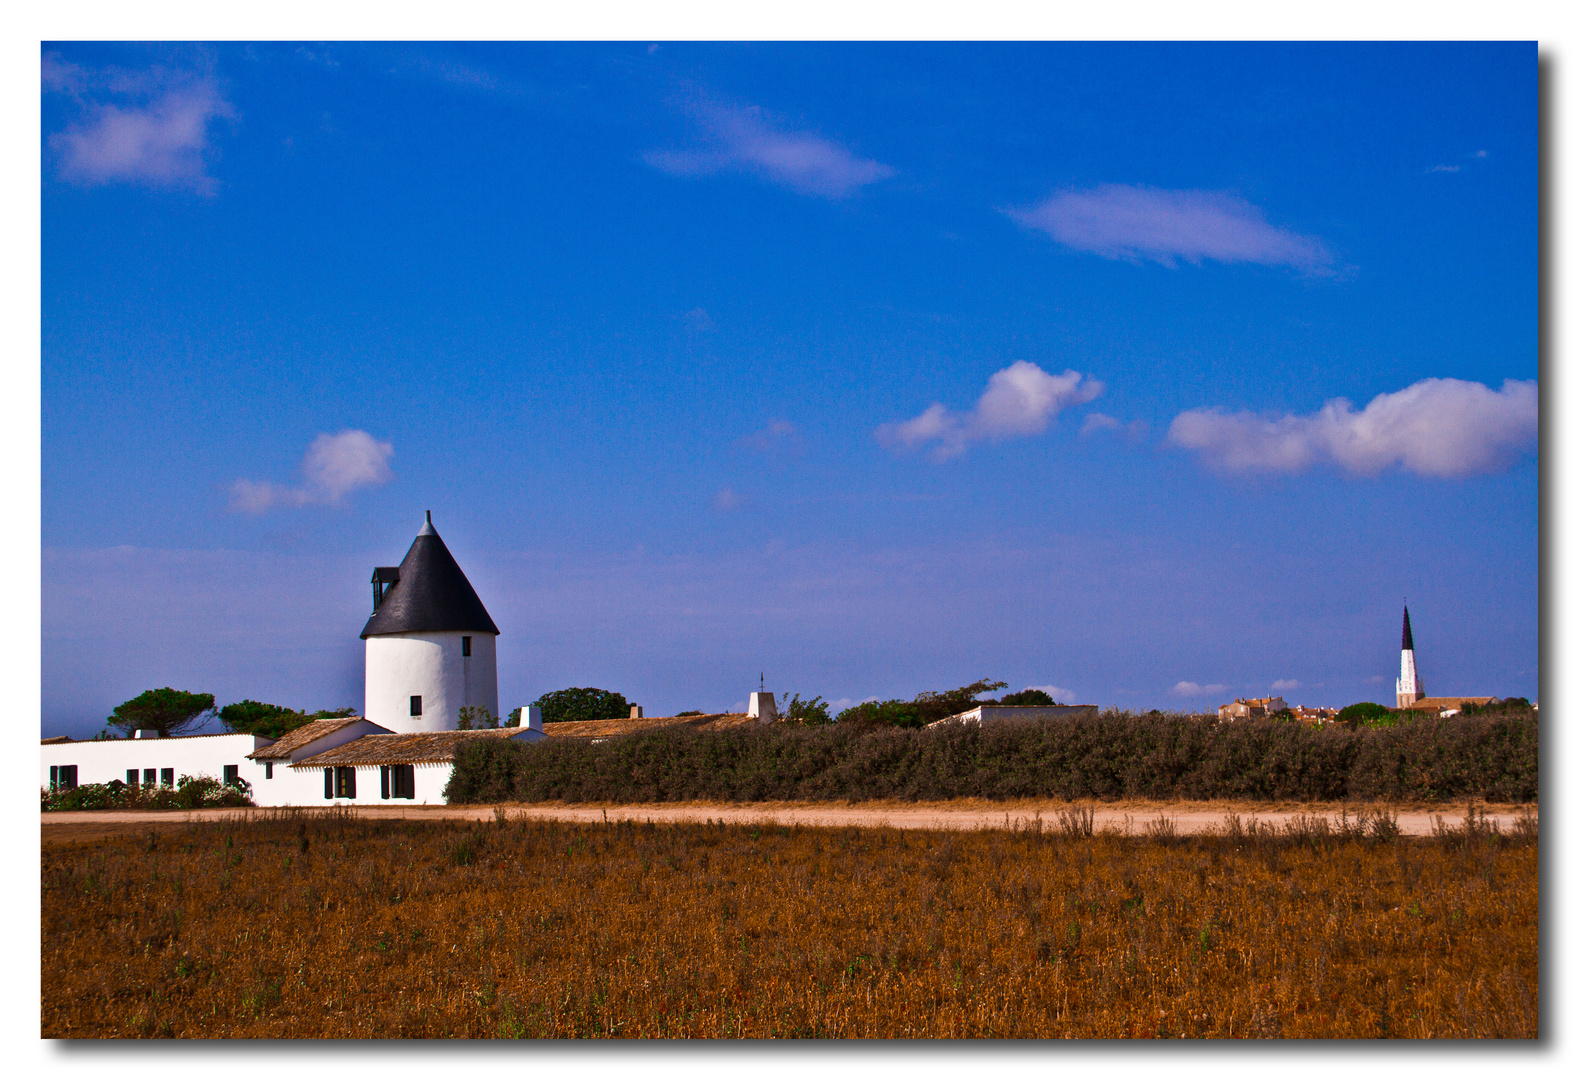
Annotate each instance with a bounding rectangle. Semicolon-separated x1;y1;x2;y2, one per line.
40;801;1532;842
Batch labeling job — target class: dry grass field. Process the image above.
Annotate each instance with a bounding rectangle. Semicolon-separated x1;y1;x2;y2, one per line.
41;805;1537;1039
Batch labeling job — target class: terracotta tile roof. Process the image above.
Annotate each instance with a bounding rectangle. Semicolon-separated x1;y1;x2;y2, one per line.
293;728;527;766
542;713;759;739
41;735;73;744
249;717;368;760
1400;696;1499;711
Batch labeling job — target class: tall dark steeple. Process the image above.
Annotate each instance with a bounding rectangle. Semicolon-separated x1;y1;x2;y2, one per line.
1401;605;1415;651
360;513;499;639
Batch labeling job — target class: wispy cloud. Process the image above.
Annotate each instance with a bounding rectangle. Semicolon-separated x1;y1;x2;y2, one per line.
646;98;893;199
1271;679;1301;691
230;431;394;513
711;486;744;511
1427;164;1462;173
738;419;802;456
1080;412;1149;442
1173;681;1227;697
43;53;235;195
1167;377;1538;478
877;361;1103;461
1006;184;1334;273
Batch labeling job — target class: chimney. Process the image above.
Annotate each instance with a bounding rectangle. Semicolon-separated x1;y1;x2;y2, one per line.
134;729;160;740
629;705;644;719
520;706;543;732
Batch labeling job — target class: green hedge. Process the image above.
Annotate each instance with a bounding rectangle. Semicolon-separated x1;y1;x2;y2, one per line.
445;709;1538;805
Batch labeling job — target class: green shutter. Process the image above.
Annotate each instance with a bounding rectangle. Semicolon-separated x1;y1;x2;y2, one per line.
324;768;333;799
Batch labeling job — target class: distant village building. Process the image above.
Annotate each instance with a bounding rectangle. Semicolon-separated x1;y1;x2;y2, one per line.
1217;697;1288;720
1397;604;1425;708
1290;706;1338;726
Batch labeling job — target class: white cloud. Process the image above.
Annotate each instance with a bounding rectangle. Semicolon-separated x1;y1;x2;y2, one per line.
1173;681;1227;697
1167;377;1538;478
1006;184;1334;273
1427;164;1462;173
738;419;801;456
44;56;235;195
1025;684;1075;702
1364;675;1389;685
229;430;394;513
646;99;893;199
1271;679;1301;691
877;362;1103;461
711;486;743;511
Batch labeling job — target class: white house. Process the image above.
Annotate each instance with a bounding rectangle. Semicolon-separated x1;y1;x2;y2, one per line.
40;730;275;794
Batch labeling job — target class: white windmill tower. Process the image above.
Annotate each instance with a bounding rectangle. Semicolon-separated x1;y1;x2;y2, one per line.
361;512;500;733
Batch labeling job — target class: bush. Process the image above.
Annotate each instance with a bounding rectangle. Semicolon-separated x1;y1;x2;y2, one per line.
42;774;254;812
783;694;832;725
446;708;1537;806
1337;702;1395;727
834;679;1007;729
997;689;1059;707
533;687;630;724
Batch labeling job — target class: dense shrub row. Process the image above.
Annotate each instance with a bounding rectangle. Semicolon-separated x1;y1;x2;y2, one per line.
446;709;1538;805
42;775;254;812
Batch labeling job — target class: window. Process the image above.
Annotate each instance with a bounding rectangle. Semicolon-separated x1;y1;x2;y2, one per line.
382;764;415;799
410;695;423;717
52;765;78;790
161;768;174;788
223;765;239;787
144;768;157;785
462;635;472;657
126;769;138;786
264;762;273;780
334;766;357;798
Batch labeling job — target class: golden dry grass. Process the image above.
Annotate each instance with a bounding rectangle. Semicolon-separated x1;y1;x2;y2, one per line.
41;806;1537;1038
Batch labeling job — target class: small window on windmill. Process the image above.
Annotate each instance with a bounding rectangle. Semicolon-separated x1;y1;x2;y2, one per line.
462;636;472;657
410;695;422;717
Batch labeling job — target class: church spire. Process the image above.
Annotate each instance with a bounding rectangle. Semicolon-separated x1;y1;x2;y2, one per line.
1397;602;1423;708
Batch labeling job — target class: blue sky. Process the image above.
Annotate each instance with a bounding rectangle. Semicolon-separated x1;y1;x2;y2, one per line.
40;41;1538;736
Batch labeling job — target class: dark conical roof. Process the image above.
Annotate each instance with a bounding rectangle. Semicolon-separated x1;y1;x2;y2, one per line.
1401;605;1415;651
361;515;499;638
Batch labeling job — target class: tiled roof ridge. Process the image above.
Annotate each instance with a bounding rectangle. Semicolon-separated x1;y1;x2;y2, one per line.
248;716;369;759
292;728;523;767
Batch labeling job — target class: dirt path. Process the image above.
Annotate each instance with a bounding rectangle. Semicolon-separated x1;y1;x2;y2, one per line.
40;800;1533;844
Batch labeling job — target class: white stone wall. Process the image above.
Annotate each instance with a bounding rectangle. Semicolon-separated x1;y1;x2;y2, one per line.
364;631;499;734
41;733;274;794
